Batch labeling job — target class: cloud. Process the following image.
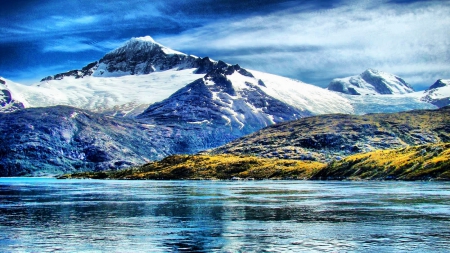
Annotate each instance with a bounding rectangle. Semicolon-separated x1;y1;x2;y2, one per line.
52;15;100;28
1;0;449;88
157;0;450;88
42;37;124;53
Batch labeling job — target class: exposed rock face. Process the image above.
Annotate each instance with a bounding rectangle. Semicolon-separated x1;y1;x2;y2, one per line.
427;79;450;91
0;106;186;176
209;106;450;163
421;79;450;108
40;36;229;81
328;69;414;95
41;62;98;81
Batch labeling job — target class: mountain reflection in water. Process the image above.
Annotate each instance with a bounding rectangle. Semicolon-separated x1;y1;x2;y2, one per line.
0;178;449;252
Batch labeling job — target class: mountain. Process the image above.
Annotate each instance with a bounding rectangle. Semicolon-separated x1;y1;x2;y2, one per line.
0;36;444;176
327;69;414;95
0;106;192;177
41;36;219;80
421;79;450;108
209;106;450;163
4;36;226;116
136;61;348;137
3;37;435;117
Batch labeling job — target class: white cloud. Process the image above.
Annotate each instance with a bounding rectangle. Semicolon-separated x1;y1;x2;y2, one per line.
42;37;124;53
157;0;450;89
51;15;100;28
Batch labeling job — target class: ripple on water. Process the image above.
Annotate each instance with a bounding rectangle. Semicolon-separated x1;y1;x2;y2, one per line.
0;179;449;252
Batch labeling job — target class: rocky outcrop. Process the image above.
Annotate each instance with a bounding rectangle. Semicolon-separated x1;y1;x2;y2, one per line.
427;79;450;90
41;61;98;81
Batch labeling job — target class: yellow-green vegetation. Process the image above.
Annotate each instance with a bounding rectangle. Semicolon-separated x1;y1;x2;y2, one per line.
315;143;450;180
59;154;326;180
59;143;450;180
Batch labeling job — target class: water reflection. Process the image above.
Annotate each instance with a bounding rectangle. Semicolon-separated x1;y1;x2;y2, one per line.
0;179;449;252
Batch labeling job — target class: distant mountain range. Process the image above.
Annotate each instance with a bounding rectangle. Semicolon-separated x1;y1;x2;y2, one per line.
0;36;449;176
1;36;446;117
327;69;414;95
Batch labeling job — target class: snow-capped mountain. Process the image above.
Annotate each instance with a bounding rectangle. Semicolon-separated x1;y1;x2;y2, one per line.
138;62;308;136
41;36;215;81
2;36;436;118
138;61;355;125
327;69;414;95
134;60;358;150
421;79;450;108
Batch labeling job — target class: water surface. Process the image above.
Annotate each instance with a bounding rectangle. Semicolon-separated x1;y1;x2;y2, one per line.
0;178;449;252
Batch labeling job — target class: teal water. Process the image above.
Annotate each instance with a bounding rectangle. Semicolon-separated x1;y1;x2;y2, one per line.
0;178;449;252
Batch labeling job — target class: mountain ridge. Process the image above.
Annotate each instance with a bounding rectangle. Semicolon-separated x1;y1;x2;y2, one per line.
208;106;450;162
1;36;441;118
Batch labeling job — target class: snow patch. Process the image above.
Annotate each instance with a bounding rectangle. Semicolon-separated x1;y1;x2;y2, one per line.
7;69;204;114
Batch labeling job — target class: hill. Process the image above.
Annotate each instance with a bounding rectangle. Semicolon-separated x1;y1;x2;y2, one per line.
59;154;325;180
314;142;450;180
59;142;450;181
209;107;450;162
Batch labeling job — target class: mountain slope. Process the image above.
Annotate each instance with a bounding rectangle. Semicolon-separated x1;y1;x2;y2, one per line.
135;61;364;150
60;143;450;181
0;106;186;176
209;107;450;162
328;69;414;95
138;62;313;134
314;142;450;180
421;79;450;108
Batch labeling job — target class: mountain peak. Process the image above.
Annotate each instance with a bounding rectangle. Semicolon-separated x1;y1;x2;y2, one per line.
328;69;414;95
427;79;450;91
132;35;157;43
110;35;185;56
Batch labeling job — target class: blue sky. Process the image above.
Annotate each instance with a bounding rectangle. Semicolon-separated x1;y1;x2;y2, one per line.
1;0;449;90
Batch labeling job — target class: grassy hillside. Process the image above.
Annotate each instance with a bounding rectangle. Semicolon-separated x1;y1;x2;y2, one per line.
209;107;450;162
60;142;450;180
313;142;450;180
59;154;326;180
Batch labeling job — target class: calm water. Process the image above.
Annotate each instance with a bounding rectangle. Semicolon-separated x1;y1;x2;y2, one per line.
0;178;449;252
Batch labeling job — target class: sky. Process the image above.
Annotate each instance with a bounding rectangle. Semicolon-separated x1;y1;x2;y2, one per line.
1;0;449;90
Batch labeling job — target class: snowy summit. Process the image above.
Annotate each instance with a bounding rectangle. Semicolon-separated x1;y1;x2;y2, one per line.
327;69;414;95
